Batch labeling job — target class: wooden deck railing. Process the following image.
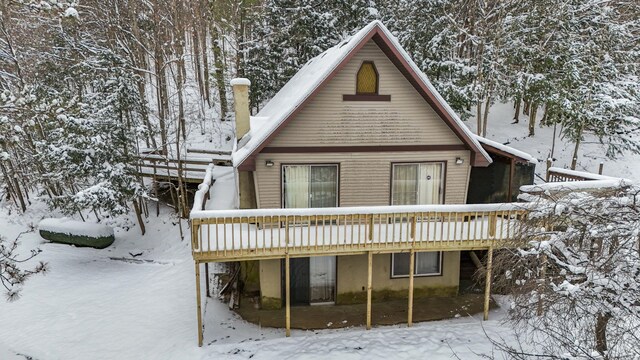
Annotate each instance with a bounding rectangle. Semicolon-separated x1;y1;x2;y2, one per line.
190;204;527;261
546;166;614;183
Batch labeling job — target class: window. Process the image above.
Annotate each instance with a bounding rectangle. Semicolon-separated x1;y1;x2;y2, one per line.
392;251;442;277
391;163;444;205
356;61;378;94
282;165;338;208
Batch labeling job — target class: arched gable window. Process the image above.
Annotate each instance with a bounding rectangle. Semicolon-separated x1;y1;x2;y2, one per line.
356;61;378;95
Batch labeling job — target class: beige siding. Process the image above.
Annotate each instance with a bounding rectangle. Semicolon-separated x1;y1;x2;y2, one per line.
269;41;462;147
337;252;460;295
257;252;460;307
255;151;471;208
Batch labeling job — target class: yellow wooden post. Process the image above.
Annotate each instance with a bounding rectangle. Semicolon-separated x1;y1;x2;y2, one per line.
410;216;416;240
408;249;415;327
366;251;373;330
488;213;496;238
285;254;291;337
195;261;203;346
483;247;493;321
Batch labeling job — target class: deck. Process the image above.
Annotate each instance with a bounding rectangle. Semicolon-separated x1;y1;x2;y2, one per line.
137;147;232;183
188;165;529;346
190;205;526;262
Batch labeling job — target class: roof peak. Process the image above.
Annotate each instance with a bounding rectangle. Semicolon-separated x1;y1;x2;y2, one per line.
233;19;493;169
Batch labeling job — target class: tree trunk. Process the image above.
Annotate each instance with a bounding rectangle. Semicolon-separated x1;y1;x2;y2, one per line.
201;24;211;106
528;102;538;137
476;101;483;135
513;97;521;123
595;313;611;358
235;7;245;77
192;29;205;102
571;123;584;170
133;199;146;235
550;122;558;158
211;25;227;120
152;0;169;155
482;95;491;137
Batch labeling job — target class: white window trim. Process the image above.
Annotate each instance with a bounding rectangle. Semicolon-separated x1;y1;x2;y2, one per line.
281;164;339;208
390;251;443;278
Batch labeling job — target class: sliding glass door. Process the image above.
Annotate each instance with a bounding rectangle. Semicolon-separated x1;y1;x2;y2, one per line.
282;164;338;305
283;164;338;208
391;162;444;205
309;256;336;304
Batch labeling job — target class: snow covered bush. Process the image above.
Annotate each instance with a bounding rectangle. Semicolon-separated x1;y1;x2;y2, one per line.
493;184;640;359
0;233;47;301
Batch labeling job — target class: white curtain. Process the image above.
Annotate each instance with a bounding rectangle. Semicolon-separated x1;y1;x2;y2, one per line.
283;166;309;208
392;164;417;205
417;163;443;204
415;252;440;275
393;163;443;205
309;256;336;303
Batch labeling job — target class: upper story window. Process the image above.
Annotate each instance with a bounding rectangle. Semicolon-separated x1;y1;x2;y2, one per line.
343;61;390;101
356;61;378;94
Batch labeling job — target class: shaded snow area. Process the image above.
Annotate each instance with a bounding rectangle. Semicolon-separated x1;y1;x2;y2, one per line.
1;199;516;359
468;102;640;182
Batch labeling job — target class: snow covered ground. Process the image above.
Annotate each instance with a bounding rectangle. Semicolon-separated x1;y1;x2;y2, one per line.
1;105;637;359
468;102;640;182
0;201;517;360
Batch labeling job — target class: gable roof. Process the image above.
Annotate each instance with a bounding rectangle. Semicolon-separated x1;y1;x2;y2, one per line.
233;20;493;170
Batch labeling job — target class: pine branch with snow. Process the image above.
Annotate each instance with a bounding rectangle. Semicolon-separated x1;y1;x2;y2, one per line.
493;185;640;359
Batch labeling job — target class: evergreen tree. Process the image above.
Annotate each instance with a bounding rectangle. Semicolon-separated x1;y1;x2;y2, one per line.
245;0;379;111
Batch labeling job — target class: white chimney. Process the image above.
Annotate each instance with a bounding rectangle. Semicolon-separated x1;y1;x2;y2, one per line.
230;78;251;141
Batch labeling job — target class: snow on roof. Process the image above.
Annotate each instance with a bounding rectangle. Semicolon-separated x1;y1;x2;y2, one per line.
474;135;537;164
547;167;617;180
232;20;492;167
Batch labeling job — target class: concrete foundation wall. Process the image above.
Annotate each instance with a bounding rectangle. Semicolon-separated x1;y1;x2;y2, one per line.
257;251;460;309
259;259;282;309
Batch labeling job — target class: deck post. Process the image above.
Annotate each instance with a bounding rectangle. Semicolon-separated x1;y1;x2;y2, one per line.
408;249;415;327
488;213;497;238
483;247;493;321
366;251;373;330
205;263;210;297
195;261;203;346
507;158;515;202
285;254;291;337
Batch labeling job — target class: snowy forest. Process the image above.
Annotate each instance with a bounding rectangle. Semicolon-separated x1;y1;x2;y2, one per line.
1;0;638;218
1;1;640;359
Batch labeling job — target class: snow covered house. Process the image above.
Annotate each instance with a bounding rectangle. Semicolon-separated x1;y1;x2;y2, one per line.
190;20;535;345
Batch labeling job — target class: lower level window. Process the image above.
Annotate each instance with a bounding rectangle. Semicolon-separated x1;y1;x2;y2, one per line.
391;251;442;277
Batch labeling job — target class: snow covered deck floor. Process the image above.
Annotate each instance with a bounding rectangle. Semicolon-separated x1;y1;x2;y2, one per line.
190;204;527;262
